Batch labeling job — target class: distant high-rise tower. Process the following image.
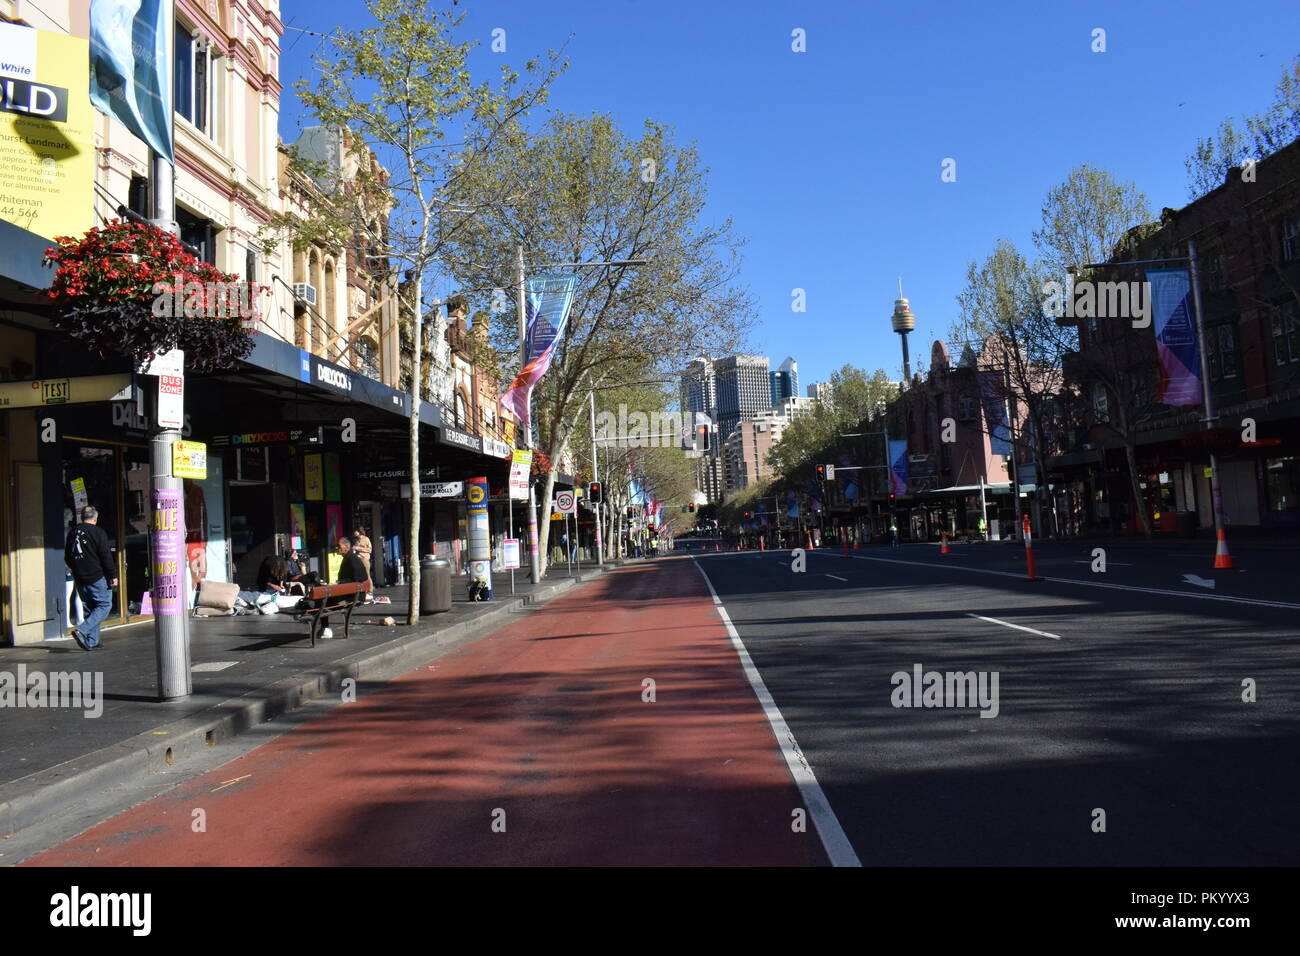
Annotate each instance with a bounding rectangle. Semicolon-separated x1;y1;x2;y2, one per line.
769;356;798;407
680;357;717;423
891;280;916;384
713;355;770;440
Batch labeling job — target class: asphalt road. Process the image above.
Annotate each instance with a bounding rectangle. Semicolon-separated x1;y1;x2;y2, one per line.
691;542;1300;865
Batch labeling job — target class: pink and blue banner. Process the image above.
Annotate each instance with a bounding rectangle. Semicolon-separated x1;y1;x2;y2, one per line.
888;440;909;496
1147;268;1200;407
501;274;578;429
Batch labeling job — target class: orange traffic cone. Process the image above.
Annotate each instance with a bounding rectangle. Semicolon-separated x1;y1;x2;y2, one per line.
940;532;950;555
1213;528;1233;569
842;538;849;557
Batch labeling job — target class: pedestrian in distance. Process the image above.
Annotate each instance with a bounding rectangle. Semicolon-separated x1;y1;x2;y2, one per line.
64;505;116;650
889;518;899;549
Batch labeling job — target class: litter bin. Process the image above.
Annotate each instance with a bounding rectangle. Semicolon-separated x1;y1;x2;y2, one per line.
420;556;452;614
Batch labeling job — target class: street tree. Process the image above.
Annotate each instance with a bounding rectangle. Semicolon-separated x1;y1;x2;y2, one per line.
444;112;755;575
1033;166;1159;536
262;0;563;622
1185;56;1300;200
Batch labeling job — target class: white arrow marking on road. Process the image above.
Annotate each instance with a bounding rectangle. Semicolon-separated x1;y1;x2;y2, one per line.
966;613;1061;641
1182;573;1216;589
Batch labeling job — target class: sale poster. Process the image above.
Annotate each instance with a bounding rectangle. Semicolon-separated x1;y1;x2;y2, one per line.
151;488;185;617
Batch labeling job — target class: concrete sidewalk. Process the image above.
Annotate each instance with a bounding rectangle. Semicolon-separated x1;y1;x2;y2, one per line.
0;563;615;840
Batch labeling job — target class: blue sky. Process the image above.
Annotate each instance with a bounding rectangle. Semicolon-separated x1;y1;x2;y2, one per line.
278;0;1299;389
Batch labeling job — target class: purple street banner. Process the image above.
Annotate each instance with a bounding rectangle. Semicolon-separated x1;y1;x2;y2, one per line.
786;489;799;517
1146;268;1201;407
978;370;1012;456
804;477;823;512
151;487;184;617
501;274;578;429
889;440;909;496
837;451;858;500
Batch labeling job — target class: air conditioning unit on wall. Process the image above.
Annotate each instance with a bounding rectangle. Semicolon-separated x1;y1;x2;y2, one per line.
293;282;317;306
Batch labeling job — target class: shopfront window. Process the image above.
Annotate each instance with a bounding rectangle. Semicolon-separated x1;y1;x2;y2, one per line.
1266;457;1299;512
61;440;154;629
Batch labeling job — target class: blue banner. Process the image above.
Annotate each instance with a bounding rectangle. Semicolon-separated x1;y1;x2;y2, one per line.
889;440;909;496
786;490;798;518
502;274;578;428
1146;268;1200;407
90;0;173;162
978;370;1012;457
837;452;857;500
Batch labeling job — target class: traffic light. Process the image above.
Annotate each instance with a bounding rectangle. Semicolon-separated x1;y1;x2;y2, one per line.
815;464;826;480
626;507;634;518
587;481;602;503
693;424;709;452
688;502;695;512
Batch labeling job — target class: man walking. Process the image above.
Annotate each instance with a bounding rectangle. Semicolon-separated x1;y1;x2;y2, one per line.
64;505;116;650
889;518;899;549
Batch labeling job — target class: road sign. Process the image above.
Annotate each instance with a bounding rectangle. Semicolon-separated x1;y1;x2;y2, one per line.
172;440;207;479
503;538;521;569
509;450;532;500
825;464;836;480
555;490;576;514
421;481;463;498
138;348;184;377
157;374;184;429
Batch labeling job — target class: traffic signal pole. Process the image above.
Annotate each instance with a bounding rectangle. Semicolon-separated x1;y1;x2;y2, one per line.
589;389;603;567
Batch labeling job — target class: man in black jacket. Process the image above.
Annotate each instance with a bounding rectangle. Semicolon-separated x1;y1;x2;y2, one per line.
316;537;372;638
64;505;116;650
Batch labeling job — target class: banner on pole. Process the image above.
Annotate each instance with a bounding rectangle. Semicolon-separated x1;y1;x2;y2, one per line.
1147;268;1200;407
978;370;1012;456
90;0;173;162
500;275;578;429
889;440;909;496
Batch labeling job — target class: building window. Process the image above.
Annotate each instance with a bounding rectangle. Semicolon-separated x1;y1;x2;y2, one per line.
176;206;216;266
1273;301;1300;366
1208;323;1238;380
175;22;219;138
958;396;977;421
128;175;149;217
1283;216;1300;261
454;392;466;429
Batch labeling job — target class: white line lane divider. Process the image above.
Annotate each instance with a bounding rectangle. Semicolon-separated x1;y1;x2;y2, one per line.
691;559;861;867
826;574;848;582
838;552;1300;611
965;612;1061;641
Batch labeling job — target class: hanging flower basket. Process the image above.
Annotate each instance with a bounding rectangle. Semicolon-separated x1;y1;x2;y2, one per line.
43;220;264;374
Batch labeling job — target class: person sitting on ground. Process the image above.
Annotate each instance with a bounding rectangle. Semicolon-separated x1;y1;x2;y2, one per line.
236;555;289;611
284;549;319;591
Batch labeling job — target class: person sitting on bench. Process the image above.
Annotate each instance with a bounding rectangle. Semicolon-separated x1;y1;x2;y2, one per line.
314;537;372;637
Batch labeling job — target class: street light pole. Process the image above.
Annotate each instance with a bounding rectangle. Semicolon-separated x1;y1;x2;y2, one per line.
589;388;603;566
1187;239;1229;562
516;244;542;585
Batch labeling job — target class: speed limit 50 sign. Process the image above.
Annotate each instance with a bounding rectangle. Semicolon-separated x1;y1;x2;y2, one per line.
554;490;576;514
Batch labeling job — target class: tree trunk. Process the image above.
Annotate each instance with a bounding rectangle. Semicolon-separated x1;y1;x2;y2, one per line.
537;467;558;576
1123;440;1152;538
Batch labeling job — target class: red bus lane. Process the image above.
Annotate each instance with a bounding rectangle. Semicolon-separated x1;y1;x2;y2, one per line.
27;561;826;867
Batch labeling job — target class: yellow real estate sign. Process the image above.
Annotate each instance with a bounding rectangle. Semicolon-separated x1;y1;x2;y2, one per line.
172;440;208;480
0;23;94;242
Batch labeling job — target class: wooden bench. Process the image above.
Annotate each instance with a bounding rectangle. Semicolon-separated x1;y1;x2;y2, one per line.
293;582;367;647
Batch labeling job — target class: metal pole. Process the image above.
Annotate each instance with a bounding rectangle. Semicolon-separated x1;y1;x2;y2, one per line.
979;474;988;540
590;389;603;566
148;80;188;697
517;245;541;584
1188;240;1228;559
1005;361;1023;539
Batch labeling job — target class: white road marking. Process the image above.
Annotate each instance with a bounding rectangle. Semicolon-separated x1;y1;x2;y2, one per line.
965;612;1061;640
191;661;239;672
826;574;848;581
692;559;861;868
1071;560;1135;566
838;553;1300;610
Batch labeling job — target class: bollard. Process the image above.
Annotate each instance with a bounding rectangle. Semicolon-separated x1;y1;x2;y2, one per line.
940;532;950;555
1023;515;1037;581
